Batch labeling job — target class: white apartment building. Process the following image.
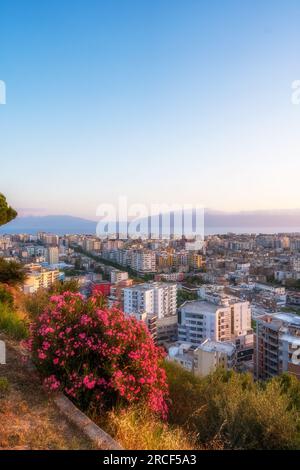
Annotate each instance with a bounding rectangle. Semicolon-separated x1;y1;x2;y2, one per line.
178;299;252;346
123;282;177;319
168;339;236;377
130;251;156;273
47;246;59;265
291;256;300;272
194;339;236;376
110;269;129;284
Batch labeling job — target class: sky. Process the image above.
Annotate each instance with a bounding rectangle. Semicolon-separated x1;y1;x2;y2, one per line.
0;0;300;220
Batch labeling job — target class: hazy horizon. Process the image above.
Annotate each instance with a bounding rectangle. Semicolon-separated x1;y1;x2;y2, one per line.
1;208;300;236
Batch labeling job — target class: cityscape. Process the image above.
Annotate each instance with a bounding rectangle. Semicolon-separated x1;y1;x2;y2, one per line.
2;230;300;380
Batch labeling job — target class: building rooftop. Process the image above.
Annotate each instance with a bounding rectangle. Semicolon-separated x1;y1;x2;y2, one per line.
181;300;219;314
197;339;236;354
181;298;244;314
274;312;300;325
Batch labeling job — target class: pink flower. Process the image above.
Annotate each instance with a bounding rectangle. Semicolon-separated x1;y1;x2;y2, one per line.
83;375;96;389
44;375;60;391
38;351;47;360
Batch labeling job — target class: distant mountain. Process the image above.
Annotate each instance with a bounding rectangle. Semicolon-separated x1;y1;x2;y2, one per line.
0;210;300;235
205;209;300;230
0;215;97;235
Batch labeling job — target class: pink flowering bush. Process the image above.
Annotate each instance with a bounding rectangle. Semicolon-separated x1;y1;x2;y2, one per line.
29;291;168;418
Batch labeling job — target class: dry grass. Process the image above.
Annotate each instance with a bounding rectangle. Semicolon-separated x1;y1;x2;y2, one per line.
0;337;93;450
95;406;198;450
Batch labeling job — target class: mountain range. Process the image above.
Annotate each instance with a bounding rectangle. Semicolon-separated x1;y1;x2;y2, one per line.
1;210;300;235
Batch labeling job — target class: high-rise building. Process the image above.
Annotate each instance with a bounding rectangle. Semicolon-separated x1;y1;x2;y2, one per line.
130;250;156;273
123;282;177;319
47;246;59;265
254;313;300;380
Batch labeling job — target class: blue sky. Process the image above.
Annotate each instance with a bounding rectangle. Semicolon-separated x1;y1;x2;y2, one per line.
0;0;300;219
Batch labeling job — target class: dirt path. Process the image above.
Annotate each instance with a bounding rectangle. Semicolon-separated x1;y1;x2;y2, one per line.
0;336;94;450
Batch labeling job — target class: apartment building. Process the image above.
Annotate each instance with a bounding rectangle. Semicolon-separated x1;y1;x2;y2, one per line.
47;246;59;265
188;252;205;270
23;267;60;293
123;282;177;319
178;298;253;351
254;313;300;380
156;315;178;345
38;232;59;246
168;339;236;377
130;250;156;273
110;269;129;284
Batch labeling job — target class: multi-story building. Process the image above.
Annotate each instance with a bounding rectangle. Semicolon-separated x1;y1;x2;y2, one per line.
83;238;96;252
178;298;253;353
47;246;59;265
188;252;205;270
254;313;300;380
130;250;156;273
123;282;177;319
38;232;59;246
110;269;129;284
23;267;60;293
156;315;178;345
168;339;236;377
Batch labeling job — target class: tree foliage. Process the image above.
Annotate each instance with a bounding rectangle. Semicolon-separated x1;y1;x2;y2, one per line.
165;362;300;450
0;193;17;227
0;258;26;285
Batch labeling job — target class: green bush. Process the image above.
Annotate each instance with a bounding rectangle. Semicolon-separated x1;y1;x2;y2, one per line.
0;377;10;397
0;302;29;340
0;258;26;286
0;285;14;307
164;361;300;450
49;279;80;295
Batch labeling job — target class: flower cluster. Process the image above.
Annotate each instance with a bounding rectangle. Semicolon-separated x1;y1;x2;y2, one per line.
29;291;168;418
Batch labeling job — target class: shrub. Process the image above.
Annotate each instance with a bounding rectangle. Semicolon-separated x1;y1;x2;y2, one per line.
0;302;29;340
22;289;50;321
49;279;80;295
29;292;169;418
0;377;10;397
0;258;26;286
164;362;300;449
0;285;14;308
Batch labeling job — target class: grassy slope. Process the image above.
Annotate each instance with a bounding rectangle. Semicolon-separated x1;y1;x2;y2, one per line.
0;337;94;450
